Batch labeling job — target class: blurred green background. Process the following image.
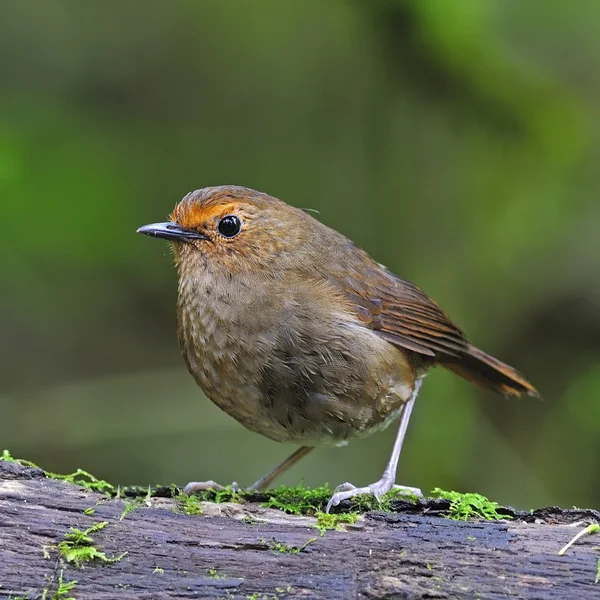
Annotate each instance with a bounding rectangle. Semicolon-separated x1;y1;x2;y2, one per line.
1;0;599;510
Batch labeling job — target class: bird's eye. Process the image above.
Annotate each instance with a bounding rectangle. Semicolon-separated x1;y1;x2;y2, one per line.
217;215;242;238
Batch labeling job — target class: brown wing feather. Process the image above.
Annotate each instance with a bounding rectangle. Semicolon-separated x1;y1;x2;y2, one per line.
325;256;539;398
335;266;468;360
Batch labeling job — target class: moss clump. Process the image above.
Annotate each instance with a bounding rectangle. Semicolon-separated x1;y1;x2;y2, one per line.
261;484;331;515
13;570;78;600
119;499;142;520
4;449;331;519
1;449;38;467
275;586;294;594
314;511;360;534
432;488;508;521
207;567;227;579
2;449;115;496
174;492;203;516
51;571;78;600
57;521;127;567
49;469;115;495
4;448;514;526
345;487;419;513
262;537;317;554
188;482;336;517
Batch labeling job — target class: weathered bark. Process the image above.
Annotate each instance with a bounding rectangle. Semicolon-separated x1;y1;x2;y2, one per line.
1;461;599;599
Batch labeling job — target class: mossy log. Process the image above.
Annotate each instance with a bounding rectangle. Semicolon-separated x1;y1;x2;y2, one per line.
1;461;599;600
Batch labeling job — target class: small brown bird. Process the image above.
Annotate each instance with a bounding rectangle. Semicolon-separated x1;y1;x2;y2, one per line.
138;186;538;511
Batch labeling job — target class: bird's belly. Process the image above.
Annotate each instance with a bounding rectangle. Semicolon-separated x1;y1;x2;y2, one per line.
177;287;415;445
197;360;411;446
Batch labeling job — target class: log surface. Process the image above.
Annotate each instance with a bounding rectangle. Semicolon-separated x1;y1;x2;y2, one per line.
1;461;599;600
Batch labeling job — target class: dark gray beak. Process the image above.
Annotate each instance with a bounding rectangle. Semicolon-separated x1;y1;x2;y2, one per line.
136;222;208;242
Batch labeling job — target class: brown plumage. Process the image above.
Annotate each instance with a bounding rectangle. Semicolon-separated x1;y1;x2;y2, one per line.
138;185;539;510
321;255;537;398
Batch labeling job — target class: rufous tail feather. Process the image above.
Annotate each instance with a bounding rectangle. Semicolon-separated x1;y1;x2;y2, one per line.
444;344;539;398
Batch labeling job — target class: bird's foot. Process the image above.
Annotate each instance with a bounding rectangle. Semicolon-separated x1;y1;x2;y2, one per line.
326;480;422;513
183;480;240;495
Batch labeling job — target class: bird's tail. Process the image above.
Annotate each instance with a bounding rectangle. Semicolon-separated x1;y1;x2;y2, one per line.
443;344;539;398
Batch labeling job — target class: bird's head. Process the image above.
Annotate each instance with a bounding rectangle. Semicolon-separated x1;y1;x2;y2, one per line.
137;186;319;277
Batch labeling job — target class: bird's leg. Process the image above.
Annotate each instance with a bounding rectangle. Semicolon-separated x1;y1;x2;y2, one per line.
247;446;314;491
183;445;314;496
325;379;423;513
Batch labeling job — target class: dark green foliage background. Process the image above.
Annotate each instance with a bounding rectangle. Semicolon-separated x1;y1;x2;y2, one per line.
1;0;599;509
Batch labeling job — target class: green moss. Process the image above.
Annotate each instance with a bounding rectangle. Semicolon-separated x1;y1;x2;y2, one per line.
51;571;78;600
596;558;600;584
275;586;294;594
188;482;336;517
57;521;127;568
246;591;285;599
345;487;419;513
432;488;508;521
1;449;38;468
207;567;227;579
49;468;115;495
174;492;203;515
314;511;360;534
213;485;241;503
261;484;331;515
7;571;77;600
558;523;599;556
240;514;260;525
262;537;316;554
2;450;115;495
1;450;410;519
119;499;141;520
1;449;15;461
262;483;418;515
2;449;513;529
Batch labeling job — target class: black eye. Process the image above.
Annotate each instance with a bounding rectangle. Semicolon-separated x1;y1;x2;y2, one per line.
217;215;242;238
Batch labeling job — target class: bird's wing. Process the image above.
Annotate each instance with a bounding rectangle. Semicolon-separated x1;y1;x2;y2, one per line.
329;261;468;359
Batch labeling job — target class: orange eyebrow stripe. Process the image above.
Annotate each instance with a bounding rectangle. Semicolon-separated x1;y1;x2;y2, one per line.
172;201;239;230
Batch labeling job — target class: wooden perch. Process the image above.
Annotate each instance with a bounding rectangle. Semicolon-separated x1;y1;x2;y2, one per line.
1;460;599;599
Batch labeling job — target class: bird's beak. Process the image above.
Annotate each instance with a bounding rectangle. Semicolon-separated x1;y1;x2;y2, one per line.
136;222;209;242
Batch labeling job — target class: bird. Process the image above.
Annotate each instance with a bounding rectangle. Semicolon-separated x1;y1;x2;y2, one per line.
137;185;539;512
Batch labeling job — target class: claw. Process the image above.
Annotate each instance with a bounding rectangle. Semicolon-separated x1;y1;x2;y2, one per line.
183;480;238;495
332;482;357;494
325;481;422;513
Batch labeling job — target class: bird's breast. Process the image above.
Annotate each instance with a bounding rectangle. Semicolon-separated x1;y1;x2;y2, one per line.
176;271;417;445
176;272;269;427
